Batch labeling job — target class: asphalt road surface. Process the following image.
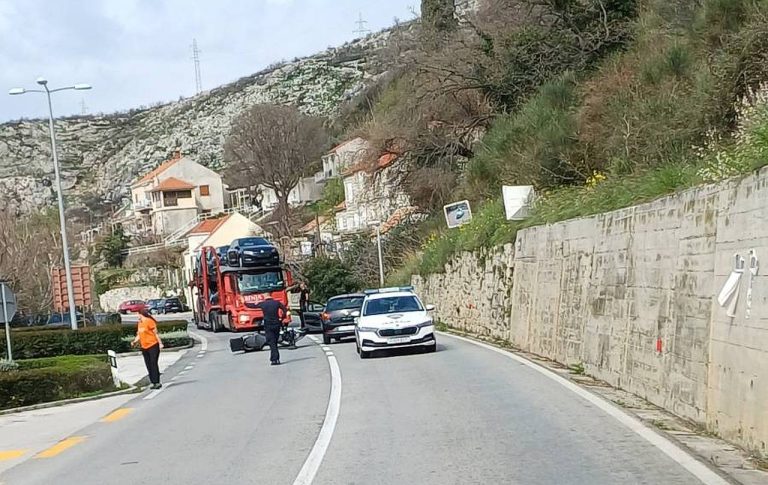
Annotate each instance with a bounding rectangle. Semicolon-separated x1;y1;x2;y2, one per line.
1;328;724;485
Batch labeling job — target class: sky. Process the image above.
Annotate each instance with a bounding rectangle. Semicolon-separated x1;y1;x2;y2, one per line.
0;0;420;122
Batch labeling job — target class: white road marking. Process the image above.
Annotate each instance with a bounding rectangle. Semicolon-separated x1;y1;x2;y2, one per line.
320;346;330;352
143;383;172;400
197;354;204;359
184;365;194;371
189;331;208;351
171;375;180;381
325;352;333;356
178;371;188;376
439;332;729;485
292;343;342;485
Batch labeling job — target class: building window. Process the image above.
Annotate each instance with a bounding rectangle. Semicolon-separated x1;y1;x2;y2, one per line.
200;185;210;196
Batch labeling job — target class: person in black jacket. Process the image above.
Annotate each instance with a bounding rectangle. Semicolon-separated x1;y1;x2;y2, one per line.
254;295;288;365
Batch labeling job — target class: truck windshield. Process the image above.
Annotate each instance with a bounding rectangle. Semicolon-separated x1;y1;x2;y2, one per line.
238;271;284;294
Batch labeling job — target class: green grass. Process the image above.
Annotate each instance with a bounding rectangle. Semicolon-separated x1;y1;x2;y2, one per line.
413;158;726;277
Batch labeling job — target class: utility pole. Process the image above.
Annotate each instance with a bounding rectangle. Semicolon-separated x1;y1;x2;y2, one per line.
191;38;203;95
353;12;370;37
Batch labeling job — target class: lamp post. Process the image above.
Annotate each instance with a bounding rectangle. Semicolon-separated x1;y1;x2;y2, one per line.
9;78;92;330
369;221;384;287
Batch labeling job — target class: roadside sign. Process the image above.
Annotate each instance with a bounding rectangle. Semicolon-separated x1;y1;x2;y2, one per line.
1;282;17;362
443;200;472;229
0;283;16;324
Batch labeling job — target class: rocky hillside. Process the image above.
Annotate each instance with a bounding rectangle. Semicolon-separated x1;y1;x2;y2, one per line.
0;28;404;217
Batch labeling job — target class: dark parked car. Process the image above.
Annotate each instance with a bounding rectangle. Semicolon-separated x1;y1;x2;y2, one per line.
147;299;165;314
45;312;92;328
321;293;365;344
162;297;185;313
227;237;280;267
300;302;328;333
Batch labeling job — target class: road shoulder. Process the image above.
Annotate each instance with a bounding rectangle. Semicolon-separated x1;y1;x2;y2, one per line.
438;329;768;485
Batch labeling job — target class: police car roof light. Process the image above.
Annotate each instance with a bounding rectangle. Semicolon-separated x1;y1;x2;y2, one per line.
363;286;414;295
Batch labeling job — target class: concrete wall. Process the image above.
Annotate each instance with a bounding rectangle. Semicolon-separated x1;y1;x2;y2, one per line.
99;286;163;312
413;167;768;456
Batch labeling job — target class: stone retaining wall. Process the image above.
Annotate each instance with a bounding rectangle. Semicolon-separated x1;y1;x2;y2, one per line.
413;166;768;456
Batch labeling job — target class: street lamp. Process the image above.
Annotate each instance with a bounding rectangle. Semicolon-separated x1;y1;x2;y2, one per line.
9;77;92;330
369;221;384;287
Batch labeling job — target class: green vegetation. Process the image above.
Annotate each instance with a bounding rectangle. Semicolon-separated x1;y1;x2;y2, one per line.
92;225;130;268
0;355;115;410
1;321;189;359
375;0;768;281
303;256;363;302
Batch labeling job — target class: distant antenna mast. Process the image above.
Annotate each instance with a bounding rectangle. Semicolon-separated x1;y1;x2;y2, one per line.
191;38;203;95
354;12;370;37
79;99;88;115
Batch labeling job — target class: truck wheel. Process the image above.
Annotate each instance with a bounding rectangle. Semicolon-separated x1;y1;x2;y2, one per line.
323;334;331;345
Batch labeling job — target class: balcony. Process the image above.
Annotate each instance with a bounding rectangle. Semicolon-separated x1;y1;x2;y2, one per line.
134;199;152;212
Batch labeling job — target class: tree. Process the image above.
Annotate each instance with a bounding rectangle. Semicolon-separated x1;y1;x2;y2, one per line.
302;257;362;302
224;104;329;238
0;210;72;315
94;225;129;267
422;0;457;34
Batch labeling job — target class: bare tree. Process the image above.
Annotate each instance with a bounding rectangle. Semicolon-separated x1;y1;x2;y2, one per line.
0;210;77;316
224;104;329;238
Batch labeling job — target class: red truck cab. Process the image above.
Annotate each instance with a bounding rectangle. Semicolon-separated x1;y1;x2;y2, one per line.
192;246;293;332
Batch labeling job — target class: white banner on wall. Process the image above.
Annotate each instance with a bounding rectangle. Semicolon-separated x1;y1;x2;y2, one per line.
502;185;535;221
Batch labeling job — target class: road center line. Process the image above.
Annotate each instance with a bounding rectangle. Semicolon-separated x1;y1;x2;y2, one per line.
35;437;86;458
100;408;133;423
439;332;729;485
0;450;27;461
292;343;342;485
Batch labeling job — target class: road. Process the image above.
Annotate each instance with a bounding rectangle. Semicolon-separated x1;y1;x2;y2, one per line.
0;327;724;485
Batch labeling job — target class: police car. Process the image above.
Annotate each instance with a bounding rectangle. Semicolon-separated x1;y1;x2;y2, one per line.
353;287;437;359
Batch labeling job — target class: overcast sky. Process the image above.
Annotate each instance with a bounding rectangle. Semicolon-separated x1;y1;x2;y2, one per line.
0;0;419;122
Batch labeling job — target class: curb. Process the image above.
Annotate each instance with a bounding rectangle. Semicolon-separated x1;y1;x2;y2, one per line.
0;386;142;416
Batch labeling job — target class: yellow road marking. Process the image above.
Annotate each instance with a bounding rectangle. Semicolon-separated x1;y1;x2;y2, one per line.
101;407;134;423
0;450;27;461
35;436;86;458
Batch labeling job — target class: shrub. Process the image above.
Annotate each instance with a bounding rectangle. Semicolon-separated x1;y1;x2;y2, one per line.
1;326;126;359
302;257;362;302
0;356;114;410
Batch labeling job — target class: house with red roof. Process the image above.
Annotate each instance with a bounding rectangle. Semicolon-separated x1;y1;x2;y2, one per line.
319;137;370;181
335;150;411;234
130;151;226;236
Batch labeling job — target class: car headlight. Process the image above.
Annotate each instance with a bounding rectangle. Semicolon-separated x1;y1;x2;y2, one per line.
357;326;378;333
416;320;434;328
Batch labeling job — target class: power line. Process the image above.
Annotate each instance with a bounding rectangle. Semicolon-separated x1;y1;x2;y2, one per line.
191;38;203;95
353;12;370;37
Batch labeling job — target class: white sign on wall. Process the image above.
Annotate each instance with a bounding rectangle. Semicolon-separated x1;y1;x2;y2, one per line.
444;200;472;229
502;186;535;221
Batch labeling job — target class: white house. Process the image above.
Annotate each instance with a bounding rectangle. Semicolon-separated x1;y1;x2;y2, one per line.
335;153;411;234
182;212;265;306
259;176;324;210
319;137;370;181
130;151;226;237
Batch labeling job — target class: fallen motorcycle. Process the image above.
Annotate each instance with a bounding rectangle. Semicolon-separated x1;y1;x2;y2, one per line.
229;327;307;353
